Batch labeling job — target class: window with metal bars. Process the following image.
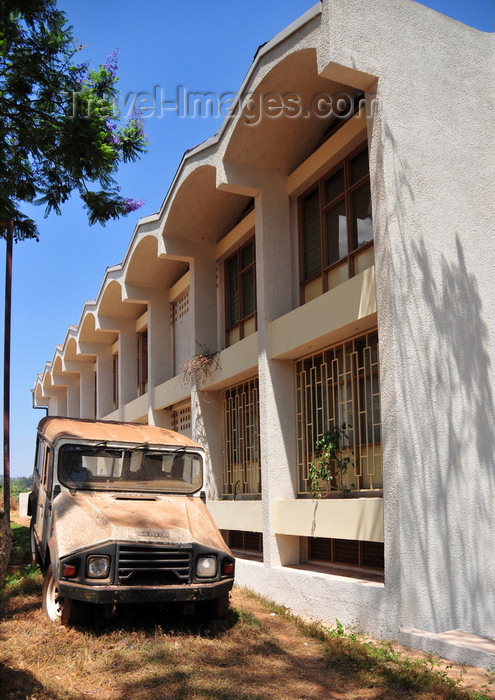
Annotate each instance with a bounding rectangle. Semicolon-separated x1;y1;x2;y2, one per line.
225;237;257;346
299;144;373;302
296;331;382;494
308;537;384;571
220;378;261;498
222;530;263;558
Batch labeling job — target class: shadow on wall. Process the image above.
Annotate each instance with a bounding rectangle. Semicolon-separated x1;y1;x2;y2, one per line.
377;119;494;635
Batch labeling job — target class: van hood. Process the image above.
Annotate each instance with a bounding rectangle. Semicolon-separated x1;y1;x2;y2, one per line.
51;490;228;559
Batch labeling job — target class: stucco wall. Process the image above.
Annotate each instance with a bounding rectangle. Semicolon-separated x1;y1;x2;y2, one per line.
320;0;495;638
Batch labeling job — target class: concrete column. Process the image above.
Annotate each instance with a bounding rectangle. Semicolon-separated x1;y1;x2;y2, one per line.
147;290;172;425
190;242;217;354
94;345;113;418
78;362;96;419
63;376;80;418
118;321;138;413
255;172;299;567
189;242;221;495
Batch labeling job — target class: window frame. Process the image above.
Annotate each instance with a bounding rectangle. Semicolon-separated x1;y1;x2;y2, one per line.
220;377;261;499
137;328;148;396
224;236;257;345
295;330;382;495
298;143;373;300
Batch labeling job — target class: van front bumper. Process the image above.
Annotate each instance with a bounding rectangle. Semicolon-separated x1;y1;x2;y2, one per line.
58;578;234;605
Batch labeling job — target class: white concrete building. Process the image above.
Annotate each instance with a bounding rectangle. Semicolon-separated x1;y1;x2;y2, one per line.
33;0;495;667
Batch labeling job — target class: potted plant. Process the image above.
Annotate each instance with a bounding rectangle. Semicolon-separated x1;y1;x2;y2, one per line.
308;424;354;497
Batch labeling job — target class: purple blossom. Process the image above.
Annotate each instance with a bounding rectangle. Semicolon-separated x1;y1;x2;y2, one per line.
122;198;145;214
127;110;146;136
103;49;119;78
73;60;90;88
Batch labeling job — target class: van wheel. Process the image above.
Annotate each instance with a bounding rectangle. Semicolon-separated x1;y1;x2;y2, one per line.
213;592;230;618
29;520;40;566
42;564;85;626
196;592;230;621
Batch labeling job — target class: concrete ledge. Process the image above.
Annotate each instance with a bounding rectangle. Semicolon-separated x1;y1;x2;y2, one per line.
400;628;495;670
274;497;383;541
207;500;263;532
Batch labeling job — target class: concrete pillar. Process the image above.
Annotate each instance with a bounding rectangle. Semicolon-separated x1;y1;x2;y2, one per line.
117;321;138;412
63;375;80;418
94;345;113;418
78;362;96;419
255;172;299;567
187;242;222;494
147;290;172;425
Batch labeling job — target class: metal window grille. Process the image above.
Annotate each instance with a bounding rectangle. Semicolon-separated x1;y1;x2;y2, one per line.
220;378;261;497
296;331;382;494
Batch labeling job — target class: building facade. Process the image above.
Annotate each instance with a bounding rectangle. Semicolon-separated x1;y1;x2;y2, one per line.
33;0;495;666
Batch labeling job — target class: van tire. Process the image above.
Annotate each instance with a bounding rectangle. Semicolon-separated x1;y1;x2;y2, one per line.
196;592;230;621
42;564;86;626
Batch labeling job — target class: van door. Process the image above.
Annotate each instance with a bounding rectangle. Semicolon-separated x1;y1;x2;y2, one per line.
33;438;53;564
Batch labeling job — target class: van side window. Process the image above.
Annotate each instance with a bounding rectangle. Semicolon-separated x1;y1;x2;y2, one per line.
41;444;53;493
34;437;44;477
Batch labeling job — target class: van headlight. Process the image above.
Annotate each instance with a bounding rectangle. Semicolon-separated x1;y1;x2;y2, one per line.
86;555;110;578
196;555;217;578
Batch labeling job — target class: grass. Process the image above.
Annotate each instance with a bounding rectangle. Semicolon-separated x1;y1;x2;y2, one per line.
1;526;493;700
238;590;495;700
9;521;31;566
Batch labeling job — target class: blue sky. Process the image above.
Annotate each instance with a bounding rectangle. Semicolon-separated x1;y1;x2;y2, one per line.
3;0;493;477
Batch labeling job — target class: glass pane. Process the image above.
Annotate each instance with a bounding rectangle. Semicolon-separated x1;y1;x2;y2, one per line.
302;189;321;279
226;256;239;326
326;200;347;265
351;148;369;184
58;446;203;494
352;183;373;248
241;267;255;317
324;168;344;204
240;240;254;269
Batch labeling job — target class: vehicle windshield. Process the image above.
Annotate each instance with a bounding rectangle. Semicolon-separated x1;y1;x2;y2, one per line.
58;444;203;494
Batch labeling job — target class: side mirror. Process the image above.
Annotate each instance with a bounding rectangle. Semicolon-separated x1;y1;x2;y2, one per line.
52;484;61;499
200;490;206;503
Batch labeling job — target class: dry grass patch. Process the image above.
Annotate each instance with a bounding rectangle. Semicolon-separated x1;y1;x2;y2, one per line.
0;529;493;700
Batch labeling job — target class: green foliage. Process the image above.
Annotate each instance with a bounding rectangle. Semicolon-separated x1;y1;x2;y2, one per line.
0;0;147;241
308;424;354;497
1;564;42;602
9;522;30;564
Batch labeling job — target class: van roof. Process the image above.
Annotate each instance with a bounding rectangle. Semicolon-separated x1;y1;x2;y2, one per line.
37;416;199;448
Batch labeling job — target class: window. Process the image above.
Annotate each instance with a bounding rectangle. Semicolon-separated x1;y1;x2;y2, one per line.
299;145;373;302
225;237;256;346
296;331;382;494
112;352;119;410
137;329;148;396
222;530;263;560
220;378;260;497
307;537;384;571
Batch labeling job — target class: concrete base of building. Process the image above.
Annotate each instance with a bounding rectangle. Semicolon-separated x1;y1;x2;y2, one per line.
399;628;495;671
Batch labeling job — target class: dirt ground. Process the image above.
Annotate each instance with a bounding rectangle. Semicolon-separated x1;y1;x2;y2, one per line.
233;588;492;698
2;517;492;699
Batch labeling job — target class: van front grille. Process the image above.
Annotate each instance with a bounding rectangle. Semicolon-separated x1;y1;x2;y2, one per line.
118;544;191;586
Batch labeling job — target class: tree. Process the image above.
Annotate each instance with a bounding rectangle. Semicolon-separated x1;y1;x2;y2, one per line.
0;0;147;241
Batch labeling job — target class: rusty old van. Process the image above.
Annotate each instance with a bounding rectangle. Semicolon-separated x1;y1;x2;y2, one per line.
28;417;234;626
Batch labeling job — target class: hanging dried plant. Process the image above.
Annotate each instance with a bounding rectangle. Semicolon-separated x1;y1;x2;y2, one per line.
179;344;220;389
